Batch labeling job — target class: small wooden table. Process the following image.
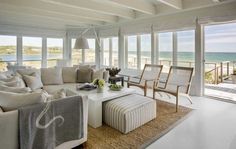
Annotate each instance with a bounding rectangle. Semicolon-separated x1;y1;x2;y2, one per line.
108;76;124;86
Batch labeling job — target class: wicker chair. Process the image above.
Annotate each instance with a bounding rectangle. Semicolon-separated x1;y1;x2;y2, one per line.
153;66;194;112
127;64;163;96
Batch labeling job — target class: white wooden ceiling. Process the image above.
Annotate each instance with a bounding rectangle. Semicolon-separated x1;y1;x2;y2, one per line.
0;0;234;30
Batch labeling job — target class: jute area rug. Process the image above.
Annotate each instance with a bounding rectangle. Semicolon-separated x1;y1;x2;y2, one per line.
85;100;192;149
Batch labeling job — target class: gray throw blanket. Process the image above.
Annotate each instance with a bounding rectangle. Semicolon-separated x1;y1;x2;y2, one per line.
18;96;84;149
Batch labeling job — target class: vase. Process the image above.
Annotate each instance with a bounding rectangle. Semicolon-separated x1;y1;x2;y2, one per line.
97;87;104;93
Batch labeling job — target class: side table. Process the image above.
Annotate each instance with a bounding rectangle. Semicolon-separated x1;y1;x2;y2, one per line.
108;76;124;86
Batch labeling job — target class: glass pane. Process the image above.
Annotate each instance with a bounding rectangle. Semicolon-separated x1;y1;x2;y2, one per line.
112;37;118;67
177;30;195;67
127;36;137;69
85;38;95;63
141;34;151;68
23;37;42;68
103;38;109;66
71;38;82;65
158;32;173;72
0;35;17;71
47;38;63;67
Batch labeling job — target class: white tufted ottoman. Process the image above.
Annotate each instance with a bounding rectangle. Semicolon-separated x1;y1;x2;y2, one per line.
103;94;156;134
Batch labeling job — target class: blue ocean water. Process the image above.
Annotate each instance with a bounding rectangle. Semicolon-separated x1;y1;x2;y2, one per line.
1;52;236;63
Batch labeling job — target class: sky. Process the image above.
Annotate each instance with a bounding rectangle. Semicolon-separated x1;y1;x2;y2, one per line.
0;22;236;52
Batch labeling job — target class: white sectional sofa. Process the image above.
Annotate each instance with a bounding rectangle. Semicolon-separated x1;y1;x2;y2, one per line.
0;66;108;149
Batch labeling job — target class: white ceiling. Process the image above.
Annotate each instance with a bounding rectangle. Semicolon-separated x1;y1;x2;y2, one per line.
0;0;235;30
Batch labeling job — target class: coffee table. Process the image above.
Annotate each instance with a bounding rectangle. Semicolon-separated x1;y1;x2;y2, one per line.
75;85;136;128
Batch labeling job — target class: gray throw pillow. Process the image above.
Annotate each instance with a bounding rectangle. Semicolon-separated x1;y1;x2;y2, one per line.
41;67;63;85
0;85;31;93
0;91;45;111
62;67;78;83
77;68;93;83
23;72;43;91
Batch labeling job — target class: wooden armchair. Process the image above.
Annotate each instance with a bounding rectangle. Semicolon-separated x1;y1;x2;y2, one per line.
127;64;163;96
153;66;194;112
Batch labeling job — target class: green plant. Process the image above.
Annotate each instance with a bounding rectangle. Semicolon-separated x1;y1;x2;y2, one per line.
205;72;214;84
106;67;121;77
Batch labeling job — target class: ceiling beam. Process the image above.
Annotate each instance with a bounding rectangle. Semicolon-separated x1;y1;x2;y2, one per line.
41;0;135;19
157;0;183;9
0;0;118;23
0;9;100;26
108;0;157;15
0;4;104;26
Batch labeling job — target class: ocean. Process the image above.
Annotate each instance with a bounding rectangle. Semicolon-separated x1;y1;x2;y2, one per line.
0;52;236;63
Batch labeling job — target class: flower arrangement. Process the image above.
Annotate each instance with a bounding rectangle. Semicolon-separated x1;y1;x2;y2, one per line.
92;79;105;88
106;67;121;77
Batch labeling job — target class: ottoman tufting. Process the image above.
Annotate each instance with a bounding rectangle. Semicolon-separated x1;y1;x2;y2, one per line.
103;94;156;134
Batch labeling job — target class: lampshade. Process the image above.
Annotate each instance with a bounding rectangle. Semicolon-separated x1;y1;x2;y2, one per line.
74;37;89;49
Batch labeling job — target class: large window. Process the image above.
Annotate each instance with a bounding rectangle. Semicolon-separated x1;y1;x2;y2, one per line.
127;36;137;69
47;38;63;67
140;34;151;68
158;32;173;72
71;38;82;65
23;37;42;68
0;35;17;71
85;38;95;63
103;38;110;66
177;30;195;67
112;37;118;67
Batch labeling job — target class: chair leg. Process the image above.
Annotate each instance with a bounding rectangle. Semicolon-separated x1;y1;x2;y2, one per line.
176;95;179;112
144;87;147;96
127;83;130;88
186;95;193;104
153;90;155;99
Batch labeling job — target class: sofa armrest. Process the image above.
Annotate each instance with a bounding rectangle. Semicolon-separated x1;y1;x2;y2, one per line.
0;110;18;149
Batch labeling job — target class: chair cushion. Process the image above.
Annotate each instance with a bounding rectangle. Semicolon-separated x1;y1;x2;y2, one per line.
41;67;63;85
62;67;78;83
23;72;43;91
0;91;45;111
77;68;93;83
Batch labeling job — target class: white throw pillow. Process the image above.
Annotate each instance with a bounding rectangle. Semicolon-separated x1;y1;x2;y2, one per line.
0;76;25;87
62;67;78;83
23;72;43;91
0;85;31;93
92;68;105;80
17;68;41;77
0;72;8;79
0;91;45;111
41;67;63;85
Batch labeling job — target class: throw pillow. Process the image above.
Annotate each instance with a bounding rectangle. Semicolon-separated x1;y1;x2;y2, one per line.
0;76;25;88
0;85;31;93
17;68;41;77
92;69;104;81
0;80;19;87
0;72;8;79
77;68;93;83
23;72;43;91
0;91;45;111
41;67;63;85
62;67;78;83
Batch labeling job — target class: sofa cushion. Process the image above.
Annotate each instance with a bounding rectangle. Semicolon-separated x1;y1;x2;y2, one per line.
62;67;78;83
77;68;93;83
0;85;31;93
43;83;78;94
23;72;43;91
92;69;104;81
41;67;63;85
0;91;45;111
